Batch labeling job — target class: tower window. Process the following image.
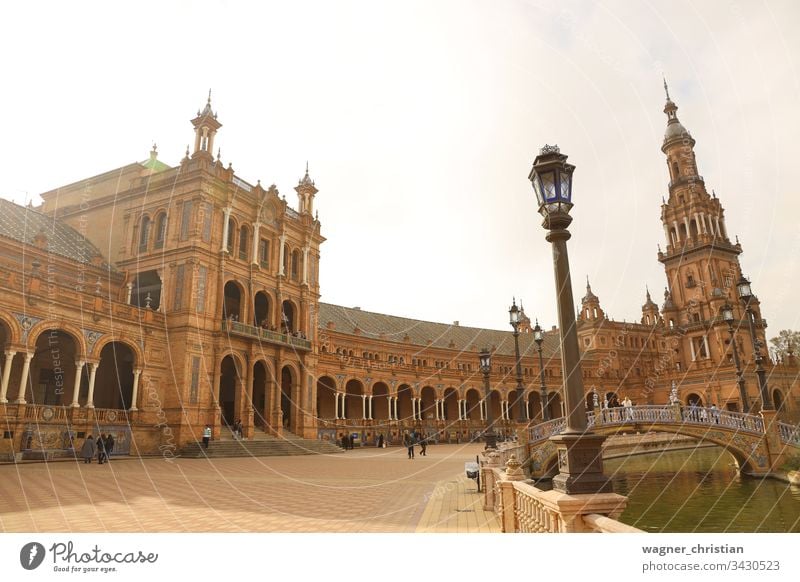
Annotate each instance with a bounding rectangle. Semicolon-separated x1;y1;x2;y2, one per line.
259;239;269;268
154;213;167;248
238;226;249;260
138;216;151;251
226;218;235;252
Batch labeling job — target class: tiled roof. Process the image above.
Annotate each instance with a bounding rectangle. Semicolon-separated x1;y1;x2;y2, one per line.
318;303;563;360
0;198;110;269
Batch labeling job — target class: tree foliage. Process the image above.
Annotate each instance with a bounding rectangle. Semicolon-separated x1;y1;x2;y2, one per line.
769;329;800;361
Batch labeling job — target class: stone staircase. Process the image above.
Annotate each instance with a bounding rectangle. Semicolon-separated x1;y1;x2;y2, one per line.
180;431;344;459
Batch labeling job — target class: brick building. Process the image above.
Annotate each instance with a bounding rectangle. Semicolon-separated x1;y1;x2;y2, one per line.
0;90;797;457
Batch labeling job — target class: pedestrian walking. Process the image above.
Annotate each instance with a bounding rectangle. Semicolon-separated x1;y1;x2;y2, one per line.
419;435;427;456
377;433;384;448
81;435;96;464
404;432;415;459
202;425;212;448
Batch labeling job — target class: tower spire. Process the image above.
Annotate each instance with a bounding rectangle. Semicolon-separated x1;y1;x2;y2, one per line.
663;75;670;101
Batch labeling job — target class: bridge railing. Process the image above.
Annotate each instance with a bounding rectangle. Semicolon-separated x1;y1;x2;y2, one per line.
528;418;565;444
598;405;674;425
778;421;800;446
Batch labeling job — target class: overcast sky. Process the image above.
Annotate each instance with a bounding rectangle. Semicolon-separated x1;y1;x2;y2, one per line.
1;0;798;337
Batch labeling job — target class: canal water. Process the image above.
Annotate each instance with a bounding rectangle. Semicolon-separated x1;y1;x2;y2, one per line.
603;446;800;532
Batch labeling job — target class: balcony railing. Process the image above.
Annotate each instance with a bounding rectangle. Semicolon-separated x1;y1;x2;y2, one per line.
221;320;312;350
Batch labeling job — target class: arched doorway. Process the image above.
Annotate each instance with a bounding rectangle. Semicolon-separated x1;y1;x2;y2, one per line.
344;379;364;420
222;281;243;320
316;376;336;419
254;291;271;328
29;330;82;406
131;271;162;310
280;366;295;430
219;355;241;428
281;301;296;334
95;342;136;409
396;384;413;421
685;393;703;406
443;388;459;421
252;361;269;429
372;382;390;420
419;386;436;420
465;388;481;420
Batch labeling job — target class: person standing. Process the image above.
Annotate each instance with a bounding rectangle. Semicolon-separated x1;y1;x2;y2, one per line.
202;425;212;448
404;432;415;459
419;435;427;457
81;435;96;464
104;433;115;462
96;434;106;464
378;433;384;448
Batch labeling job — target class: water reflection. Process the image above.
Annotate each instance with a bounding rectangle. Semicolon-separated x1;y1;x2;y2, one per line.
603;446;800;532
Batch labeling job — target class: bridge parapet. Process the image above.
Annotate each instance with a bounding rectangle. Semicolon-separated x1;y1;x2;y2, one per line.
779;421;800;446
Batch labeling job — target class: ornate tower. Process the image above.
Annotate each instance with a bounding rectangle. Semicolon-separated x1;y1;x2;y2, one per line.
656;82;764;379
641;287;661;326
191;90;222;158
295;162;318;215
579;278;605;322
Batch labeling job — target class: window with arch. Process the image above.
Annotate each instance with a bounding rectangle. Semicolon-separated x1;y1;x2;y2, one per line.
259;239;270;268
226;217;235;253
291;249;300;280
138;216;151;251
238;225;249;260
154;213;168;248
672;161;680;179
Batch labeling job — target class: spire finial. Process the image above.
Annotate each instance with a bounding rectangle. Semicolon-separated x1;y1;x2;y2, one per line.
663;74;670;100
306;160;309;174
208;88;212;104
586;275;591;291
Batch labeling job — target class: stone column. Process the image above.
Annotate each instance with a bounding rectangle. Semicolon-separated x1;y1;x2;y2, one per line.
221;207;232;253
85;362;99;408
393;397;398;420
278;234;287;276
673;220;680;241
129;369;141;411
71;361;85;407
251;222;261;265
368;395;373;420
683;216;691;239
14;352;34;404
435;399;440;420
125;282;133;304
480;399;486;421
340;393;346;420
0;350;16;403
411;398;416;420
334;392;339;420
361;394;366;420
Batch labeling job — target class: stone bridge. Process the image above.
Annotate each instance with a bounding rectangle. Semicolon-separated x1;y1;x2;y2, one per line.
526;405;800;479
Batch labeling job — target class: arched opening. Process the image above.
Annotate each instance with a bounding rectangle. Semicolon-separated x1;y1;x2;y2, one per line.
131;270;162;310
443;388;459;421
527;391;542;422
672;161;680;179
396;384;413;421
280;366;295;430
28;330;82;406
252;361;268;429
420;386;436;420
291;249;300;281
138;215;151;251
548;392;562;419
154;213;168;249
685;393;703;406
372;382;390;420
94;342;136;409
281;300;296;334
465;388;481;420
344;379;364;420
689;219;699;239
238;225;249;260
586;392;596;411
669;228;678;246
226;217;236;253
772;389;785;412
219;355;240;428
679;223;688;241
488;390;502;421
282;246;290;276
222;281;243;321
316;375;336;419
254;291;271;328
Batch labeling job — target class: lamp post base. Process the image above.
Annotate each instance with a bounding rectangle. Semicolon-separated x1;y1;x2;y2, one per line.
550;433;612;495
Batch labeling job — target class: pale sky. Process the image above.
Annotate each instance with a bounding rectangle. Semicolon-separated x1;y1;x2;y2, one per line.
1;0;799;337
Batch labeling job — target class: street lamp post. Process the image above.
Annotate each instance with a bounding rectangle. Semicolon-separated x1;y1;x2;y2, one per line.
736;275;774;411
720;302;749;413
509;298;527;422
528;144;610;494
479;348;497;449
533;319;550;421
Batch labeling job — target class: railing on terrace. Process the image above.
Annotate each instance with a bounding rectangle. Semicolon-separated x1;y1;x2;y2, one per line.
779;422;800;446
221;320;311;350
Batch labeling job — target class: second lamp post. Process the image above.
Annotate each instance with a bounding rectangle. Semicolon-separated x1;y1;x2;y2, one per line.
508;299;527;422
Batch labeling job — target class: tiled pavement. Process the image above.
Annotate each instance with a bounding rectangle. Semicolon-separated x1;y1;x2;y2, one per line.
0;443;498;533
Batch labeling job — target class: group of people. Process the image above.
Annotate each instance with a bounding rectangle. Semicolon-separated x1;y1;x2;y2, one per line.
601;394;635;421
80;433;115;464
403;431;428;459
340;434;356;449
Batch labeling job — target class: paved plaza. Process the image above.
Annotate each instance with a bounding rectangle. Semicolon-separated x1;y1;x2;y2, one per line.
0;443;498;533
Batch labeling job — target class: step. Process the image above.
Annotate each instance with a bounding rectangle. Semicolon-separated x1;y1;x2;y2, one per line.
179;435;344;458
